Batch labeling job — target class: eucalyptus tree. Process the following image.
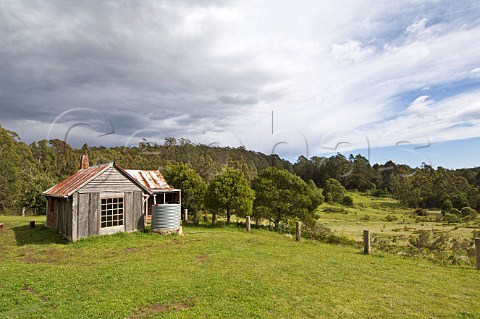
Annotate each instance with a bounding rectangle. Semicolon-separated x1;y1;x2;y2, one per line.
204;168;254;224
252;167;322;229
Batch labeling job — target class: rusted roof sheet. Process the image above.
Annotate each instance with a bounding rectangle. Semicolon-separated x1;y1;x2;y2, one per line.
44;163;176;197
43;163;111;197
124;169;172;191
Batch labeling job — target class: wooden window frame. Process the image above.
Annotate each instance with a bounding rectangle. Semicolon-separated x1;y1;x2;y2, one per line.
100;196;124;229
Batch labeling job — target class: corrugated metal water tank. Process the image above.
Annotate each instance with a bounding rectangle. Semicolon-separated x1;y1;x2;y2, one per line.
151;204;181;230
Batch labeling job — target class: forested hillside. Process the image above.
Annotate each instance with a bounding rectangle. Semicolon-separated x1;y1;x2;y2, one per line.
294;154;480;210
1;124;479;215
0;125;290;214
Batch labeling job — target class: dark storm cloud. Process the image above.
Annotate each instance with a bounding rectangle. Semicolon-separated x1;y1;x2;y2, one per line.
0;0;271;146
5;0;480;170
219;95;258;105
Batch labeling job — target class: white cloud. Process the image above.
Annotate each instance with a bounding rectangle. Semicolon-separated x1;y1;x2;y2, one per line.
331;40;375;63
360;91;480;149
1;0;480;167
406;95;433;113
406;17;429;34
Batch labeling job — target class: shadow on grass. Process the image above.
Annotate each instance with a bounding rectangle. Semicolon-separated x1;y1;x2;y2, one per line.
12;224;67;246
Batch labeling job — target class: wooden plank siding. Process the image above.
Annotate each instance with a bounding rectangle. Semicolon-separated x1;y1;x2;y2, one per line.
54;198;74;241
123;191;144;232
71;193;78;242
66;199;72;239
124;191;134;232
134;191;144;230
77;193;90;240
79;167;142;193
75;192;101;240
57;199;64;236
89;192;99;236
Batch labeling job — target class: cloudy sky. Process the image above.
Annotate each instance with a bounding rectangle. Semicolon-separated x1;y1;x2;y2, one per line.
1;0;480;168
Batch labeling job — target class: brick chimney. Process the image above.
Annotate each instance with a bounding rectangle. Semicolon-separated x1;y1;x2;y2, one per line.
80;154;89;170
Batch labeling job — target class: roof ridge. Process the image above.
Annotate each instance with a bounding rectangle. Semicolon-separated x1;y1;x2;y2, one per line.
85;162;113;169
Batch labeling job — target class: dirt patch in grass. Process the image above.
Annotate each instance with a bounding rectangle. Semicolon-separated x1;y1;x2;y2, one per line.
22;285;49;302
124;247;140;253
195;254;208;264
20;248;67;265
131;302;193;318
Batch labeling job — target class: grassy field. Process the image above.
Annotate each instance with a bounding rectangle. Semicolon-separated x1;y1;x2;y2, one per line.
315;192;480;242
1;215;480;318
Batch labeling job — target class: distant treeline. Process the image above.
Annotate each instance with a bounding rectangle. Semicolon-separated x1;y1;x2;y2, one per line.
0;124;479;214
294;154;479;210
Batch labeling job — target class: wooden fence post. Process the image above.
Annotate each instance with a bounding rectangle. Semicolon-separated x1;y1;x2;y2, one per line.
475;238;480;270
246;216;251;232
363;230;371;254
296;221;301;241
183;209;188;222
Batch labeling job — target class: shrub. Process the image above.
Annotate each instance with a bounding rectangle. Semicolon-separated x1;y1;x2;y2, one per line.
203;214;211;223
470;211;479;220
214;221;226;227
450;237;473;255
342;195;354;206
450;208;462;218
322;178;346;203
415;216;431;223
441;199;453;214
372;235;403;253
371;229;476;266
409;230;449;251
460;207;478;221
322;207;348;214
372;188;389;197
324;192;333;203
360;215;370;221
443;213;459;223
405;230;475;265
414;208;427;216
452;193;469;210
384;214;398;222
302;222;355;245
472;230;480;239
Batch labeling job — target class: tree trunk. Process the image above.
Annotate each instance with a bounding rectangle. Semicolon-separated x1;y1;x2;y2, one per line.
226;209;231;225
193;211;198;224
212;212;216;225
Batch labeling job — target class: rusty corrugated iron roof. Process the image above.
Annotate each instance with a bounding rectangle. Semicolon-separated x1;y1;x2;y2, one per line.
43;162;177;198
124;169;173;191
43;163;112;197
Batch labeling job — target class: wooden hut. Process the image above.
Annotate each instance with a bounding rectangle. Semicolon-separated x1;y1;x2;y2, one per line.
43;156;148;241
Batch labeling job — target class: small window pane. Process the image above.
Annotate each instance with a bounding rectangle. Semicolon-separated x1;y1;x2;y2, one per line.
100;197;124;228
